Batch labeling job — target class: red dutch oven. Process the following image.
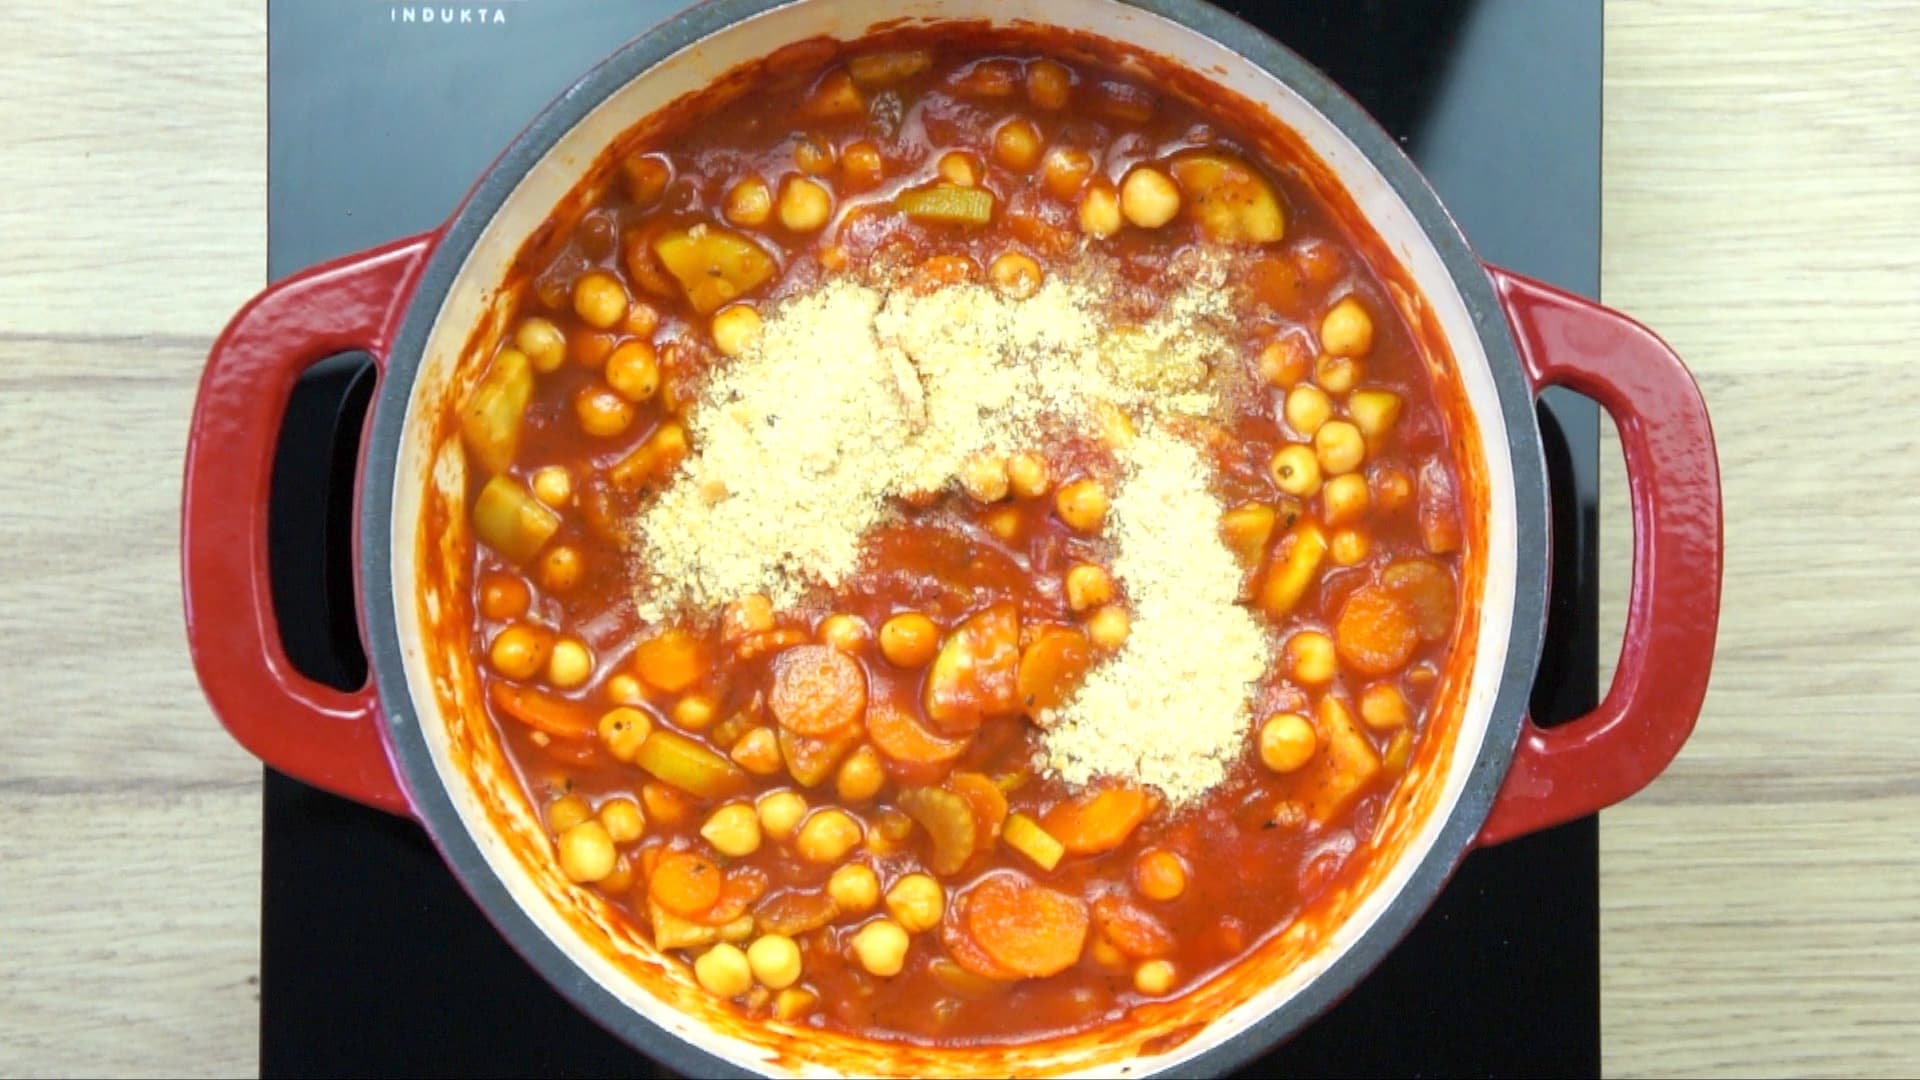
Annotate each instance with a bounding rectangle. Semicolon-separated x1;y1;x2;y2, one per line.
182;0;1722;1074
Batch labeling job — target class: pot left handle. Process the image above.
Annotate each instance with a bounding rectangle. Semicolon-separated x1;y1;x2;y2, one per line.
181;235;433;816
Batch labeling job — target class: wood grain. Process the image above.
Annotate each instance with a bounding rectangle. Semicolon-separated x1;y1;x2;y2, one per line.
1;0;1914;1076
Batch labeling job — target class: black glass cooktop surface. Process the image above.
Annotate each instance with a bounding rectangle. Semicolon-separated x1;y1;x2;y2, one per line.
262;2;1602;1075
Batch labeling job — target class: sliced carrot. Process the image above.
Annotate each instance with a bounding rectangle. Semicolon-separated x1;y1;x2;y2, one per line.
488;682;595;740
1091;894;1174;959
947;772;1009;846
867;699;971;766
700;865;770;927
1334;584;1419;676
649;849;723;918
940;903;1021;980
633;628;707;693
769;644;867;737
1041;785;1156;855
640;781;694;827
1382;558;1457;643
897;785;979;875
1016;627;1094;716
963;872;1089;978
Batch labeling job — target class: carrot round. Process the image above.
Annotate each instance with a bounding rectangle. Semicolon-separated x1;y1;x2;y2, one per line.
770;644;868;737
1091;894;1174;959
649;849;723;918
700;865;770;926
1041;785;1155;855
941;904;1021;981
488;682;595;740
963;872;1089;978
1335;583;1419;676
866;699;970;766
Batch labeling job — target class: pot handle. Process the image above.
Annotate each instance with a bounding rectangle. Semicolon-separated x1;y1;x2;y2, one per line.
1475;266;1723;846
181;235;433;817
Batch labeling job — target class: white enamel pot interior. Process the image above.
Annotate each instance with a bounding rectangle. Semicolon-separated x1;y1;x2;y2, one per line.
359;0;1548;1075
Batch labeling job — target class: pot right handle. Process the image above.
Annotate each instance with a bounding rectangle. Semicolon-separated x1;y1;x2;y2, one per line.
1475;266;1723;847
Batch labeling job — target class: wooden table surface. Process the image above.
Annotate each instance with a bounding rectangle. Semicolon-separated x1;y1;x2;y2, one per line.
3;1;1915;1076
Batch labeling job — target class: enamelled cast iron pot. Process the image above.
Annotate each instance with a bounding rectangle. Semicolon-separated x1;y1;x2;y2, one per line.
182;0;1723;1074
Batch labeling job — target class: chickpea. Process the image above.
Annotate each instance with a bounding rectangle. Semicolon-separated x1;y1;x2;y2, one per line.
723;593;776;641
1078;180;1123;238
778;176;833;232
694;943;754;998
1065;563;1114;612
673;693;717;731
989;252;1044;300
1088;604;1131;650
1133;959;1177;996
1316;352;1363;396
1055;478;1110;532
1320;295;1375;357
1258;711;1318;773
604;340;660;402
624;301;660;338
1286;631;1338;686
1361;683;1412;730
937;151;980;187
1329;528;1370;566
1285;384;1332;437
570;330;615;369
982;505;1022;542
1315;420;1366;475
599;707;652;763
724;175;772;227
479;573;531;621
557;820;616;883
1373;464;1414;511
1259;335;1313;388
747;934;804;990
1268;444;1322;498
547;793;592;833
1092;936;1129;971
575;384;635;437
836;745;886;804
1134;849;1188;902
850;919;911;977
959;451;1011;503
515;318;567;374
793;134;834;175
605;674;645;706
1027;59;1072;109
1322;473;1371;527
548;637;593;689
1348;389;1403;442
840;140;885;191
530;466;572;508
599;797;645;844
712;304;764;358
538;544;583;594
879;612;940;668
884;873;945;934
732;727;784;776
489;623;551;680
571;271;629;330
795;808;863;863
827;862;881;914
773;987;818;1022
701;803;763;858
1006;450;1051;497
1119;166;1182;228
756;790;808;841
993;119;1043;171
819;613;868;653
1042;146;1094;202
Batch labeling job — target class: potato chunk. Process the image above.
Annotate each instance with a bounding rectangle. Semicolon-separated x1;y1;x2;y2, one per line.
652;225;777;314
1168;151;1285;244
